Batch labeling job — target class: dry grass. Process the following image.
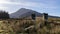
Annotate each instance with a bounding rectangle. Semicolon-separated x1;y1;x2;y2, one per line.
0;17;60;34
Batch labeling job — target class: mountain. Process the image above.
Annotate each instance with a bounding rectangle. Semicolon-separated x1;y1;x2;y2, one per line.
10;8;42;18
10;8;60;19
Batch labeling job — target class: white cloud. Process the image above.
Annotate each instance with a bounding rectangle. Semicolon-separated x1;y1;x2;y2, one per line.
0;6;8;11
0;0;59;14
0;0;19;5
0;0;57;8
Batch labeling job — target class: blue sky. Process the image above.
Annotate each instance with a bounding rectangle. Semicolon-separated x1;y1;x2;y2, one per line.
0;0;60;16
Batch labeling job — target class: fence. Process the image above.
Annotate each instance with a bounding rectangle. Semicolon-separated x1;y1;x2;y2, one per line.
0;18;60;34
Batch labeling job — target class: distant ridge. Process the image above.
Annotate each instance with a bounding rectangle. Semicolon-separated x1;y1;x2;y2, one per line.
10;8;60;18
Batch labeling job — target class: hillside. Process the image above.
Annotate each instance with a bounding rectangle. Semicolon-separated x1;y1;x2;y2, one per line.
10;8;60;19
10;8;42;18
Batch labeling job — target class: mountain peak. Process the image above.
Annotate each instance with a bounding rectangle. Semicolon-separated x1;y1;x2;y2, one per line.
10;8;42;18
20;8;35;11
20;8;26;10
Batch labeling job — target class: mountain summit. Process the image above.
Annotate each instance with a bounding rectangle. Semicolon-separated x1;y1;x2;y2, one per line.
10;8;42;18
